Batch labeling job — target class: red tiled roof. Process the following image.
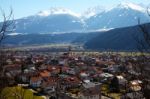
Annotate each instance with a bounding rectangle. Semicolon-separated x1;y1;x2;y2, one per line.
64;76;81;84
40;70;50;77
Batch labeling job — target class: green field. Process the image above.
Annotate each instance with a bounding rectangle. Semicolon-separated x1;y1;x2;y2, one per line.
0;86;45;99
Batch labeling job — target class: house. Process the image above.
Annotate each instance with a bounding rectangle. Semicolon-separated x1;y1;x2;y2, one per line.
117;75;127;85
121;92;144;99
80;82;101;99
38;64;48;70
61;76;81;90
48;66;60;75
99;73;114;82
40;70;51;78
79;72;89;80
41;77;58;95
5;64;22;77
66;68;76;75
30;76;42;88
59;59;68;66
61;66;70;73
130;80;142;91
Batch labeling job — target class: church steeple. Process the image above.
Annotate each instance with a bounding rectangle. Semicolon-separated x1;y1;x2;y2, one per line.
68;46;72;57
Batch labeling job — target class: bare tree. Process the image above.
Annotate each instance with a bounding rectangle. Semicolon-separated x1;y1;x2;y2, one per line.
0;8;14;45
0;8;15;94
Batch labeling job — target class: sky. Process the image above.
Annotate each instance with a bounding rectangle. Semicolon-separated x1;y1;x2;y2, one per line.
1;0;150;19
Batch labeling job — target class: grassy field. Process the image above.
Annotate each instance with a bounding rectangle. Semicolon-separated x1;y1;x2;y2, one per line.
4;44;82;51
3;43;150;56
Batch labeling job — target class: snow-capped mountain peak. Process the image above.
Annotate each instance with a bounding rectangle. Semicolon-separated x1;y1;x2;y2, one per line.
83;6;105;18
117;2;145;12
38;7;81;17
13;2;150;34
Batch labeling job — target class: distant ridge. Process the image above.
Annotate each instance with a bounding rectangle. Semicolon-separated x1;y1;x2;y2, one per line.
8;2;149;34
84;23;150;51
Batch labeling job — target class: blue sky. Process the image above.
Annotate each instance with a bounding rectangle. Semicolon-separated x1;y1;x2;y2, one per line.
1;0;150;19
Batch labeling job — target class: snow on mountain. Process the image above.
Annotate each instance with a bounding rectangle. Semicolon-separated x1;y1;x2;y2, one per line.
14;7;84;34
85;2;149;30
37;7;81;17
116;2;145;12
7;33;23;36
3;2;150;47
11;2;150;34
82;6;105;18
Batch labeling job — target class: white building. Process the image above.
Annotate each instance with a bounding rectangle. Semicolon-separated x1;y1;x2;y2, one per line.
80;82;101;99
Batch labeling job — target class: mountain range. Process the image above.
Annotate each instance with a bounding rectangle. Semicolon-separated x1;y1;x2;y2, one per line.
3;23;150;51
2;2;150;51
12;2;150;34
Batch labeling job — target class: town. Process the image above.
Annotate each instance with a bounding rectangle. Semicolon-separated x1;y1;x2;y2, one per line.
1;0;150;99
0;47;149;99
